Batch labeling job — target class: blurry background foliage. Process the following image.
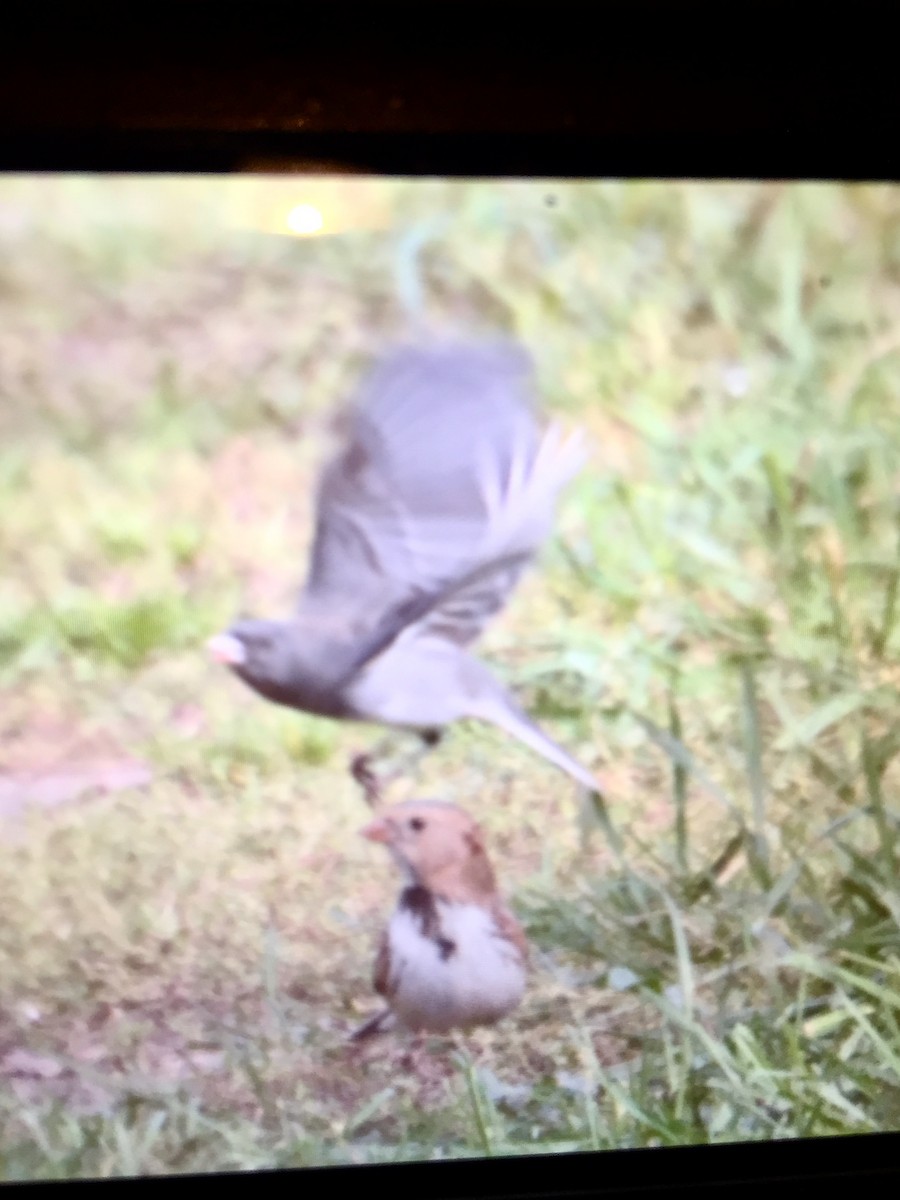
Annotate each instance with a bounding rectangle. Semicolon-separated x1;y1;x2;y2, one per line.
0;177;899;1177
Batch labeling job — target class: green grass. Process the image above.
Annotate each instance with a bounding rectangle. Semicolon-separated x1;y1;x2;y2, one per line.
1;177;899;1178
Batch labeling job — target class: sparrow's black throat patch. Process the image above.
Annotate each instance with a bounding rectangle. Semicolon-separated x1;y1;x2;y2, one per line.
400;885;457;961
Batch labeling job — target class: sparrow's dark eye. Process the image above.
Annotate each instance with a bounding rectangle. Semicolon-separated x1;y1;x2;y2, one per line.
409;817;426;832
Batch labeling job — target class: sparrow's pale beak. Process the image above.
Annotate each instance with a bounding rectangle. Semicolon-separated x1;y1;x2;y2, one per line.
361;818;392;844
207;633;247;666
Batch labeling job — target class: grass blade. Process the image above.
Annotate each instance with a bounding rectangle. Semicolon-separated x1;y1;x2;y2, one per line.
739;661;770;885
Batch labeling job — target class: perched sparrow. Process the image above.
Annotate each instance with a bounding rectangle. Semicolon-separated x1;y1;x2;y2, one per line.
352;799;528;1039
208;338;601;796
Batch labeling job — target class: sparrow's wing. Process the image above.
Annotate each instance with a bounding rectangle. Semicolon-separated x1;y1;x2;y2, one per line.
491;899;530;965
372;931;393;998
302;341;581;644
348;933;398;1043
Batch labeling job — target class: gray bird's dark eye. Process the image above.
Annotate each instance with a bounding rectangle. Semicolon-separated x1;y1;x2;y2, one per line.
409;817;426;832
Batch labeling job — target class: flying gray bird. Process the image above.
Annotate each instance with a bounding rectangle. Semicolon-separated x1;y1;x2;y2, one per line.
207;338;601;798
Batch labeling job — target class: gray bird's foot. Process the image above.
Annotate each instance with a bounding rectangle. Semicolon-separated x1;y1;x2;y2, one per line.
350;729;444;808
350;752;383;809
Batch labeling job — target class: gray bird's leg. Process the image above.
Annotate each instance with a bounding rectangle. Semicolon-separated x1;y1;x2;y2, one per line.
399;727;443;772
385;728;444;789
350;729;443;807
350;732;400;808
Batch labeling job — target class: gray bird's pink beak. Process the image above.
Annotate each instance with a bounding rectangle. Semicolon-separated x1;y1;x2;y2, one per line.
207;633;247;665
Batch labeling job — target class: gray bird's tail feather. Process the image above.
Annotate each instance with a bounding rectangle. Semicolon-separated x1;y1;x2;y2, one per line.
469;688;601;794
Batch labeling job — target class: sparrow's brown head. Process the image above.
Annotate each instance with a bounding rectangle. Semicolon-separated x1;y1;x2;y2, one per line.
361;798;497;900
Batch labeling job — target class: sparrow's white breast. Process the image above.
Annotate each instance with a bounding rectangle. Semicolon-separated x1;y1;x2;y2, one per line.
386;898;526;1034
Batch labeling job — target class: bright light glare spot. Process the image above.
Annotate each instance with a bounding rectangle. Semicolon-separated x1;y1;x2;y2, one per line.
286;204;324;235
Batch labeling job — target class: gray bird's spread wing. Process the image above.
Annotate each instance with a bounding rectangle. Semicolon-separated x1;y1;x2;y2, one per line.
302;340;585;657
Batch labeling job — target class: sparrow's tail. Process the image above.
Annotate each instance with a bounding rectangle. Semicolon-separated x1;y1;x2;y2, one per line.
468;683;602;795
350;1008;398;1042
